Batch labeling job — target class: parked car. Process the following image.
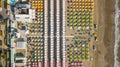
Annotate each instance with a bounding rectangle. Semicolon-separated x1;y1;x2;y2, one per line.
93;45;96;51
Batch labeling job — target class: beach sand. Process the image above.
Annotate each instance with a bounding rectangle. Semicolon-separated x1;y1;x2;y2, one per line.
92;0;115;67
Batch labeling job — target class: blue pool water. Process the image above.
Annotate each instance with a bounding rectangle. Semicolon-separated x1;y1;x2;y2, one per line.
10;0;15;4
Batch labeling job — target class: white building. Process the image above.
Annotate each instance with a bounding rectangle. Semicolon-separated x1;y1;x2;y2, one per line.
16;38;26;49
14;3;35;22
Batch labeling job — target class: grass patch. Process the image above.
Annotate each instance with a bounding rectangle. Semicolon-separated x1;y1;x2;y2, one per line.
15;60;23;63
0;0;2;7
0;30;2;35
0;40;1;44
119;0;120;9
3;19;9;47
15;53;24;57
1;21;7;25
4;1;7;9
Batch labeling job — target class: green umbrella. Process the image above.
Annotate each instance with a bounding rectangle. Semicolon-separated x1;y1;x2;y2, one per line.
85;48;89;51
82;16;85;19
74;58;78;61
69;16;73;19
70;48;73;51
82;47;85;51
78;19;81;23
82;51;85;55
73;19;76;23
69;23;73;26
90;23;93;28
69;58;72;62
86;11;89;15
90;12;93;15
70;12;73;15
78;16;81;19
78;47;81;51
86;44;89;48
82;19;85;22
73;16;77;19
78;12;81;15
73;26;77;29
82;22;86;26
81;55;85;60
73;12;77;15
85;56;89;60
69;19;73;23
78;22;81;26
78;44;81;47
90;16;93;19
82;12;85;15
86;51;89;55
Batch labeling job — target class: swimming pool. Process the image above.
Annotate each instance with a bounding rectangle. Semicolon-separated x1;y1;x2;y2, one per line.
10;0;15;4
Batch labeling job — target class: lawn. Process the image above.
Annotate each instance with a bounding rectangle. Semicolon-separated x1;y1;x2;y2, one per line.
1;20;7;25
4;0;7;9
119;0;120;9
0;30;2;36
0;0;2;7
0;40;2;45
4;19;9;47
15;60;23;63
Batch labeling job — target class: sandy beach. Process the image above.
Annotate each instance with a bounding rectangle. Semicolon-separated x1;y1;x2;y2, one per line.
92;0;115;67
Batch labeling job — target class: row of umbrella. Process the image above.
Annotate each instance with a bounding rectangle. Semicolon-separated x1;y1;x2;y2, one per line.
69;62;83;67
68;6;94;9
68;23;93;27
68;44;89;48
72;37;90;42
68;2;94;5
68;3;94;5
28;28;43;31
68;3;94;6
28;25;43;29
36;12;43;15
31;39;43;43
68;19;93;23
31;41;43;44
67;8;93;11
67;11;93;15
27;23;43;27
68;24;93;30
68;16;92;19
67;0;94;2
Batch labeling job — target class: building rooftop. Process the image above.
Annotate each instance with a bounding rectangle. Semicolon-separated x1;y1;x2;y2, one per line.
16;38;26;49
14;2;35;22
